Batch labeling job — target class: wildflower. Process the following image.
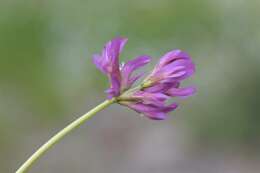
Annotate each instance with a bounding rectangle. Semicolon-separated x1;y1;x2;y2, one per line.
16;37;197;173
93;37;196;120
143;49;195;86
93;37;151;98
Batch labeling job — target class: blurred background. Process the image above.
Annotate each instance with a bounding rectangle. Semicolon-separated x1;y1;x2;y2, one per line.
1;0;260;172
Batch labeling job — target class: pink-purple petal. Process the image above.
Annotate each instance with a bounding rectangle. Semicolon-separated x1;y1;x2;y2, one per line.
121;55;151;90
156;49;190;70
145;112;167;120
102;37;127;64
128;103;165;119
92;54;107;74
161;102;178;112
167;87;196;98
128;102;178;120
127;73;144;88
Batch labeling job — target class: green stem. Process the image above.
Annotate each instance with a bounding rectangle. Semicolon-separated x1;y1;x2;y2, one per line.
16;99;116;173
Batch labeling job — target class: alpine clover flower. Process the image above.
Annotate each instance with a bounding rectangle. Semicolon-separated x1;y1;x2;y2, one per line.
15;37;196;173
16;37;195;173
93;37;196;120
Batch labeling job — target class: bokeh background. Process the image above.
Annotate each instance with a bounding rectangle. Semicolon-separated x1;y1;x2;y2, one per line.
1;0;260;172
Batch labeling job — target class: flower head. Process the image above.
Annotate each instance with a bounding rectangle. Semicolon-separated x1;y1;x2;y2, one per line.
93;37;196;120
93;37;151;98
143;49;195;86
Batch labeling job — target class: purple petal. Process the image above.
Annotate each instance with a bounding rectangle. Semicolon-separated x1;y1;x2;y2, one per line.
102;37;127;67
93;36;127;79
168;62;195;82
144;83;166;93
161;102;178;112
92;54;107;74
156;49;190;70
107;75;121;98
128;103;156;113
145;112;167;120
127;73;144;88
128;102;178;120
162;59;192;75
95;37;128;98
167;86;196;98
121;55;151;79
133;91;169;106
159;59;195;82
148;50;194;84
146;102;178;120
144;82;179;93
121;55;151;89
128;103;166;120
181;62;195;79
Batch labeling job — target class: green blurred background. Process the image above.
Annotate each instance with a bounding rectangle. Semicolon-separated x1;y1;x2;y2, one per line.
1;0;260;172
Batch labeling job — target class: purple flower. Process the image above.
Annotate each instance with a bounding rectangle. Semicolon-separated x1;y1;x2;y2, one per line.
144;49;195;85
119;50;196;120
93;37;196;120
93;37;151;98
119;84;195;120
120;91;178;120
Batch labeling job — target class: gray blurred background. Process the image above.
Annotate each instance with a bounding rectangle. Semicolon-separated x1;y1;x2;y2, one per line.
1;0;260;172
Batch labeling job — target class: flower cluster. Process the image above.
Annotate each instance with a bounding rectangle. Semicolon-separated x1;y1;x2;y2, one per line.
93;37;151;98
93;37;196;120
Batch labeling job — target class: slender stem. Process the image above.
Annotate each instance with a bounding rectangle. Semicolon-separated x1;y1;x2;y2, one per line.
16;99;116;173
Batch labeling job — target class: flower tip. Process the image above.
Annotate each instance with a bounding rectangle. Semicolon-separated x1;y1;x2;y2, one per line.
140;55;152;62
147;113;167;120
112;36;128;46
